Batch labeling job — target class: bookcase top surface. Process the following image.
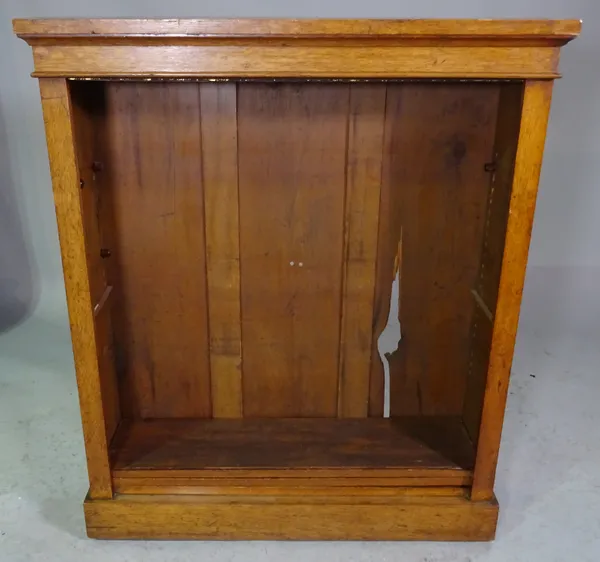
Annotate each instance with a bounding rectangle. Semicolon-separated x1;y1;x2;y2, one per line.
14;18;581;43
14;18;580;79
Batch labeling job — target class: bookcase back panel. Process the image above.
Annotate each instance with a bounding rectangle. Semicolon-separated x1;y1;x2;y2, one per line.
72;80;504;420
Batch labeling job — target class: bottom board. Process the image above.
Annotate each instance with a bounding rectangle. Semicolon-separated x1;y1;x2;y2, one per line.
110;417;474;478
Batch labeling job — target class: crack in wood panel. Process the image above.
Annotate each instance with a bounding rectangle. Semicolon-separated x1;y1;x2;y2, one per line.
370;83;499;416
338;84;387;418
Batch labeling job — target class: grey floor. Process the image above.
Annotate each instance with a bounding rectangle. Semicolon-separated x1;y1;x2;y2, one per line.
1;266;599;561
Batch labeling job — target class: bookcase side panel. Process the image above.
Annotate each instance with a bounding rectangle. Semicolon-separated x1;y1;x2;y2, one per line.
38;77;113;498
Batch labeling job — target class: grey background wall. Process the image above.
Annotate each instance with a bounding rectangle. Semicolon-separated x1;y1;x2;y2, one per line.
0;0;597;332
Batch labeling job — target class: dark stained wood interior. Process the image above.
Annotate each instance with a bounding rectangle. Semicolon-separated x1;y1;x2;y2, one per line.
199;82;244;418
237;83;348;417
70;79;508;422
463;83;524;443
374;83;500;417
338;84;387;417
70;82;121;444
463;306;495;443
110;417;475;476
102;82;213;419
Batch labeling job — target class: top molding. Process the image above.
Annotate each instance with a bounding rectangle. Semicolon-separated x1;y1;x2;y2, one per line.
14;18;581;43
13;19;581;80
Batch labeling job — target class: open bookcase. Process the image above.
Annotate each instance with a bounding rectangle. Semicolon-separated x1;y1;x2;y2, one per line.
14;18;579;540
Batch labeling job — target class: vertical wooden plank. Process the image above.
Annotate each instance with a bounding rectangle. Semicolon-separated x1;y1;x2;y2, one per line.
237;83;348;417
477;84;525;313
70;84;107;307
38;78;112;499
472;80;553;501
70;81;121;443
462;307;494;444
370;83;499;417
199;83;243;418
105;82;211;418
463;83;524;443
338;84;386;417
93;300;120;443
368;85;403;417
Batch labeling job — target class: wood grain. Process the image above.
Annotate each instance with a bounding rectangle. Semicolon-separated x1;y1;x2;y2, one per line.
199;83;243;418
38;78;112;499
237;83;348;417
472;80;554;501
104;82;211;418
477;84;525;312
370;84;499;416
84;492;498;540
338;85;386;418
462;306;494;444
14;18;580;42
114;467;470;481
29;44;563;79
92;299;120;445
113;478;470;495
110;417;474;476
69;82;121;444
70;85;107;306
22;18;578;541
367;86;404;417
463;83;524;444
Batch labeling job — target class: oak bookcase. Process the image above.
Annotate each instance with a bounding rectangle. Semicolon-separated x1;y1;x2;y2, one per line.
14;18;579;540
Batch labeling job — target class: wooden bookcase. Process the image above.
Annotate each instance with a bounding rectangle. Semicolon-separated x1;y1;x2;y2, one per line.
14;18;579;541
